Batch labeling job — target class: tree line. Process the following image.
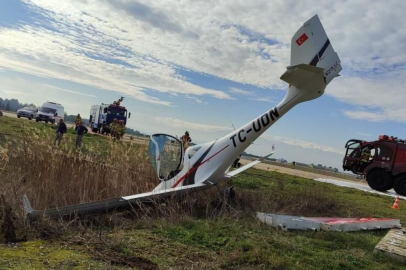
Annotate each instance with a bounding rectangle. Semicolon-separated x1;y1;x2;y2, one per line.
0;98;35;112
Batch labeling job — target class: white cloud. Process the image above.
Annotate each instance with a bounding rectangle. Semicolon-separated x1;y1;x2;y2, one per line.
2;90;31;96
6;0;406;171
248;97;275;103
328;75;406;123
185;95;208;105
152;116;233;133
263;134;343;155
229;87;254;96
43;84;96;97
1;0;406;122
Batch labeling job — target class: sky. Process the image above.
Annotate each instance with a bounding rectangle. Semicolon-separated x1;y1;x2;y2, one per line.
1;0;406;171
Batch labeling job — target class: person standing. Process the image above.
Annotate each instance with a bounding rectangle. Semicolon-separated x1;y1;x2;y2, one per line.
75;121;88;148
74;114;82;130
180;131;192;150
54;119;67;146
110;118;118;138
118;120;126;139
0;109;3;131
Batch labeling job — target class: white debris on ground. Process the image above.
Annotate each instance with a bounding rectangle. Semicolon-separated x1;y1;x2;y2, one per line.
314;178;406;201
257;213;401;232
374;228;406;264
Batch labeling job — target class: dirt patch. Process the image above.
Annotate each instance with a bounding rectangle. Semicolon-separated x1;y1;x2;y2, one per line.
90;237;160;270
107;255;158;270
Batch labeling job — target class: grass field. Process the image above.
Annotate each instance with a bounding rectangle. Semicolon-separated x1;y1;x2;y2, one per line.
0;116;406;269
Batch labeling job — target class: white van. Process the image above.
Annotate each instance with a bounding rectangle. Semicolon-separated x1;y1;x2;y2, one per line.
36;102;65;124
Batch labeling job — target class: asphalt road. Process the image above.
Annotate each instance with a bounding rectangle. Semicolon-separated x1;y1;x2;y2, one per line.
314;178;406;201
2;110;19;119
2;110;78;127
240;159;354;182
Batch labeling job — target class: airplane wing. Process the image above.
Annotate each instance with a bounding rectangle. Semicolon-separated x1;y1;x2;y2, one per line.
226;152;274;177
24;182;208;220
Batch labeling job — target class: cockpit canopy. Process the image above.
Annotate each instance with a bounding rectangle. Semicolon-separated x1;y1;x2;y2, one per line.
148;134;183;181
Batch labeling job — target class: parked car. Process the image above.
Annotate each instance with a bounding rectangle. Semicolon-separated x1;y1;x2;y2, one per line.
36;102;64;124
17;107;38;120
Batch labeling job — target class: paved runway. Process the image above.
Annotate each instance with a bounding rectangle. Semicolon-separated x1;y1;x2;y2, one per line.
314;178;406;201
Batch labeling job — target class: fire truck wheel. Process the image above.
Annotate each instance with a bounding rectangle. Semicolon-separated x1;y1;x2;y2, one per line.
394;175;406;196
366;170;393;191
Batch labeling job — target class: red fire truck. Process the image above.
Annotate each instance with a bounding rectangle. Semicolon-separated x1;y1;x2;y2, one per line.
343;135;406;196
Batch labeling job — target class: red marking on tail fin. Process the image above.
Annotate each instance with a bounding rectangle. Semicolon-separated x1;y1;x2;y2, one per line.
296;33;308;46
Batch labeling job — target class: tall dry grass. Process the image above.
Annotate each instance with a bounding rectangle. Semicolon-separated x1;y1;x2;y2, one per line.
0;123;157;223
0;120;343;244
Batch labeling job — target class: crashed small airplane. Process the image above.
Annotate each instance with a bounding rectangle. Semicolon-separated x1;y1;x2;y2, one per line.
24;14;342;219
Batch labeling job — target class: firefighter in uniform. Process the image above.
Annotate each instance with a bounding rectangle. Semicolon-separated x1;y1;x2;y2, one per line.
181;131;192;151
113;97;124;106
359;147;372;171
118;120;126;139
110;118;118;138
360;148;371;163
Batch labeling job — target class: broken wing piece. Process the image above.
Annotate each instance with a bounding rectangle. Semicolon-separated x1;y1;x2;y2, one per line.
226;152;274;177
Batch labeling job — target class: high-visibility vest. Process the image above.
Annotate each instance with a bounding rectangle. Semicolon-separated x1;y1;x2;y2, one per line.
361;150;371;162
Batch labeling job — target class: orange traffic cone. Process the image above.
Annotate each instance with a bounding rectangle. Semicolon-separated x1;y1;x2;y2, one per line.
392;196;400;209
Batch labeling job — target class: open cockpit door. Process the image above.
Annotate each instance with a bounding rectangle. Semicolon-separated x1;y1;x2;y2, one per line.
149;134;183;181
343;139;364;173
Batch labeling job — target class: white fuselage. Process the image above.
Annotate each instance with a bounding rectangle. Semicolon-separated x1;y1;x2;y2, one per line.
153;83;326;192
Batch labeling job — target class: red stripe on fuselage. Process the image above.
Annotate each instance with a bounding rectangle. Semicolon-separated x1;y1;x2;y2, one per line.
171;145;229;188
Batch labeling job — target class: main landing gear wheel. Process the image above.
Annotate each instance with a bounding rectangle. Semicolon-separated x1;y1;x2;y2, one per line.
394;175;406;196
366;170;393;191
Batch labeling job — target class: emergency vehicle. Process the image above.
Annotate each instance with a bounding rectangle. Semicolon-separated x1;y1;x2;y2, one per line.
89;102;130;134
343;135;406;195
35;102;65;124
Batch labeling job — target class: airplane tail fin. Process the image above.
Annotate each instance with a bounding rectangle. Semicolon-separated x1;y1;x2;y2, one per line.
289;15;341;85
280;15;341;104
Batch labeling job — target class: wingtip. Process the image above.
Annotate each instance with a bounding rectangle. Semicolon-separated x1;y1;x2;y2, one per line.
23;194;34;214
259;151;275;161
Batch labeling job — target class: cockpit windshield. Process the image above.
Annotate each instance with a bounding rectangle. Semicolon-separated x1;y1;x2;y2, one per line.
148;134;183;180
108;107;127;117
40;107;56;114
